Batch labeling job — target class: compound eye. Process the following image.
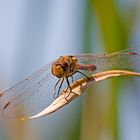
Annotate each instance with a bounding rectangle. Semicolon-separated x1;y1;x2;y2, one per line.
52;63;64;78
62;62;68;71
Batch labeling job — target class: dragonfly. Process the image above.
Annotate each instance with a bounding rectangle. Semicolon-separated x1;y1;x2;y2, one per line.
0;48;140;119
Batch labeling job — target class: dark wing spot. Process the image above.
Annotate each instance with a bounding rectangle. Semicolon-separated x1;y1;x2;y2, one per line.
3;102;11;110
128;52;138;55
0;93;3;98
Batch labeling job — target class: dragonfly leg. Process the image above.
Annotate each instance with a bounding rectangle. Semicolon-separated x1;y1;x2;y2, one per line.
56;78;64;98
74;71;90;79
64;77;78;102
53;78;61;98
64;71;90;101
71;75;74;83
53;78;64;98
63;77;72;102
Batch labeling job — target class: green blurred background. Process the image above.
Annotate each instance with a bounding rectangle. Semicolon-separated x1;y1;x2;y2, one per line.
0;0;140;140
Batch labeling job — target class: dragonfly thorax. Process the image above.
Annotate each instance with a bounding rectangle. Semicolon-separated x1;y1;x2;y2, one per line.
51;56;77;78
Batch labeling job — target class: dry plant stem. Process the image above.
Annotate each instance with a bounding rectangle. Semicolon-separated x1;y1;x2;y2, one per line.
28;70;140;119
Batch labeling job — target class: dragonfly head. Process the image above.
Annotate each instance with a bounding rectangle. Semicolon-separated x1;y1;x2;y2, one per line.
52;56;77;78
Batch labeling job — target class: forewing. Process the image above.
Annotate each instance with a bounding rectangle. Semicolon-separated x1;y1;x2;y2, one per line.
0;61;64;119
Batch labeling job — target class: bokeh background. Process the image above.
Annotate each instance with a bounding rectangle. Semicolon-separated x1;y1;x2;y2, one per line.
0;0;140;140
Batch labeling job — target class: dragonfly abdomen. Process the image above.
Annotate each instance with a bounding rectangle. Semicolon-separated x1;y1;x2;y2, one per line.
76;64;97;71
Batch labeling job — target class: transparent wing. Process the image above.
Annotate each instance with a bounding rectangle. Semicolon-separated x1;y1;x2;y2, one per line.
0;61;62;119
76;47;140;75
